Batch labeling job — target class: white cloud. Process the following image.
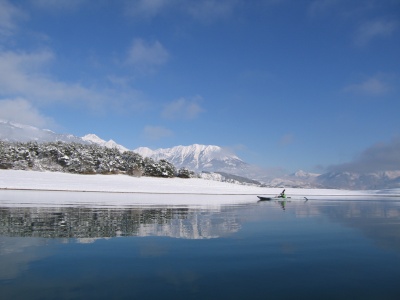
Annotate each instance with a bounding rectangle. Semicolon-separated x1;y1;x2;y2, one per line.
307;1;398;47
344;76;391;97
354;20;398;46
0;49;147;113
0;237;49;280
308;0;330;17
162;96;204;120
185;0;239;23
329;137;400;173
0;49;100;107
0;0;26;38
126;0;240;23
143;125;173;140
30;0;87;11
126;38;169;72
126;0;175;18
0;98;55;128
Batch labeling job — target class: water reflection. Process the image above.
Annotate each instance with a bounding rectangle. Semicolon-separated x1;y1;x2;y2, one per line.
317;201;400;253
0;206;242;240
2;200;400;246
257;199;400;253
2;199;400;299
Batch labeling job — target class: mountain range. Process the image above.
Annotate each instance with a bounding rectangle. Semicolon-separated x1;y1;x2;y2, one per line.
134;144;249;173
1;119;399;190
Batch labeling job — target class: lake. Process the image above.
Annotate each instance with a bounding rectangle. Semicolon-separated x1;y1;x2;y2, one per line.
1;195;400;299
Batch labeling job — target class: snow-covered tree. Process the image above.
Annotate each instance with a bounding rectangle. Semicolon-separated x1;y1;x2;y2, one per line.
0;141;180;179
121;151;145;176
177;167;192;178
143;158;176;178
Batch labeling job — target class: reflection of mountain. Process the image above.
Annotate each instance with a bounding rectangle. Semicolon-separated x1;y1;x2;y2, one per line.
0;206;241;240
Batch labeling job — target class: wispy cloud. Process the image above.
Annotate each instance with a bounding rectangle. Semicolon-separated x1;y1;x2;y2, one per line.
126;0;240;23
307;0;340;17
126;38;169;73
354;20;398;46
30;0;87;11
0;50;100;106
328;137;400;173
162;96;204;120
0;98;55;128
125;0;175;18
185;0;239;23
307;1;398;47
0;0;26;38
0;49;148;113
344;75;391;97
143;125;173;140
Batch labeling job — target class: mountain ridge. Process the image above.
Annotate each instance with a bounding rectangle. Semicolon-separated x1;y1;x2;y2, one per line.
1;120;399;190
133;144;247;173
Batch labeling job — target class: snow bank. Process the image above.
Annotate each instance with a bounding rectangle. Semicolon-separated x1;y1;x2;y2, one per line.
0;170;264;194
0;170;399;208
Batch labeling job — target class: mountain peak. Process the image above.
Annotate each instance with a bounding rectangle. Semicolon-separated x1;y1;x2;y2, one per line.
82;134;104;144
82;134;128;152
133;144;245;172
134;147;154;157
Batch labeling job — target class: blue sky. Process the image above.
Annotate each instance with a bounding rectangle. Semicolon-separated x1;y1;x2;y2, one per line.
0;0;399;175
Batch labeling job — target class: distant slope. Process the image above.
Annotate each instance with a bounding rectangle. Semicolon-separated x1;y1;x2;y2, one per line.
265;170;322;188
316;171;400;190
0;119;88;144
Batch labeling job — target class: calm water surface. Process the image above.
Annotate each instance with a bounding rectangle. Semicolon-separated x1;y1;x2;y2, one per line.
1;197;400;299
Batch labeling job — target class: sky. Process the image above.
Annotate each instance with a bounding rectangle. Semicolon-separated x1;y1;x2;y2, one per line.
0;0;399;175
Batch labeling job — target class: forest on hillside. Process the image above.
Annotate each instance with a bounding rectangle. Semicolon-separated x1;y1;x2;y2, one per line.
0;141;192;178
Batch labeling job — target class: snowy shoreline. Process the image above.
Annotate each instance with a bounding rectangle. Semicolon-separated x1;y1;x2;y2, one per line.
1;169;399;194
0;170;266;194
0;170;399;208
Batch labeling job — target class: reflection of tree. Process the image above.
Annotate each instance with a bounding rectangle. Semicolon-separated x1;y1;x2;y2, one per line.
0;206;241;240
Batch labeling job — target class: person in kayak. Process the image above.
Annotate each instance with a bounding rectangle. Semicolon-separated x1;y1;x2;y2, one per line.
278;189;286;198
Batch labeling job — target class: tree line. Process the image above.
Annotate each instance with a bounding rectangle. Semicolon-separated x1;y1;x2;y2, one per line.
0;141;192;178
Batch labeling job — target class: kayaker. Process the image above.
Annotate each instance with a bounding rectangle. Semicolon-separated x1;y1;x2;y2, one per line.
279;189;286;198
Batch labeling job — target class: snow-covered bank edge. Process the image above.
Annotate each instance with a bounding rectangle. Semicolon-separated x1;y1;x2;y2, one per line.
0;170;399;208
0;170;266;194
0;187;261;196
0;190;260;208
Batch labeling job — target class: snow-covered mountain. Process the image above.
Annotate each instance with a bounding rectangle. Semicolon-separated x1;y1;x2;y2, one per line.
82;134;128;152
263;170;400;190
266;171;322;188
0;119;88;144
0;120;128;151
316;171;400;190
134;144;251;174
1;119;400;189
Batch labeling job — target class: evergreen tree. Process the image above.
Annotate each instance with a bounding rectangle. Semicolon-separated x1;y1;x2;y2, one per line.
177;167;191;178
0;141;184;179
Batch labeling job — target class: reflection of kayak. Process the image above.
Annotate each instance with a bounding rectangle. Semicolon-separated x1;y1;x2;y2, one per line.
257;196;291;201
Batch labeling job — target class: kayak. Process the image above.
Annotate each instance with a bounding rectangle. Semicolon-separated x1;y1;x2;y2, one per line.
257;196;308;201
257;196;290;201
